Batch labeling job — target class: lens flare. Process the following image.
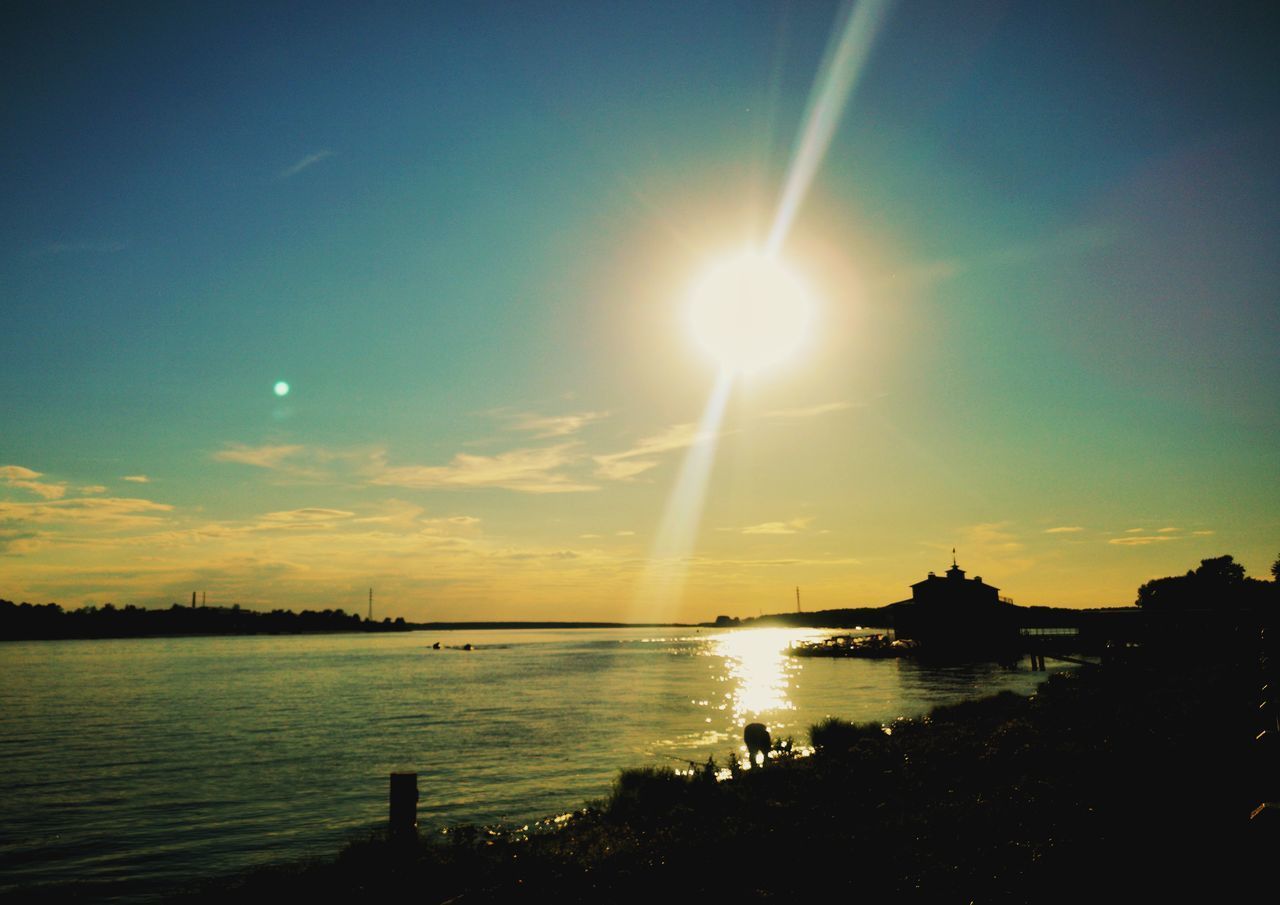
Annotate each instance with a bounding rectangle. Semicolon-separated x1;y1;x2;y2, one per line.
766;0;894;255
632;372;733;617
638;1;894;617
273;381;290;397
688;250;814;375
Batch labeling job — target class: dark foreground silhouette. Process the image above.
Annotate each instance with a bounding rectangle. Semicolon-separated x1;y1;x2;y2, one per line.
14;555;1278;901
167;626;1273;903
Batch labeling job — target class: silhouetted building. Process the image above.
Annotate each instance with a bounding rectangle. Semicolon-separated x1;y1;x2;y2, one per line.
893;557;1018;653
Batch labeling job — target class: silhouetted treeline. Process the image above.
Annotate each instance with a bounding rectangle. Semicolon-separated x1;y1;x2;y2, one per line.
0;599;411;641
1136;554;1277;613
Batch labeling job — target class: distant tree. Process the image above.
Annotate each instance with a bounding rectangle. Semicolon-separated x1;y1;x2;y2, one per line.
1194;555;1245;586
1272;554;1280;583
1136;555;1268;612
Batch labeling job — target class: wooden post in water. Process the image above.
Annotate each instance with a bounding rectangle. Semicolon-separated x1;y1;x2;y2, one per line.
389;772;419;840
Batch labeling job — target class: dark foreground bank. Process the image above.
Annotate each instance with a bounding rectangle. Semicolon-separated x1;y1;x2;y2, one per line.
152;641;1270;903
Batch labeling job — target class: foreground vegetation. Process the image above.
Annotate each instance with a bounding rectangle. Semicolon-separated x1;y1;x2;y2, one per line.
170;633;1269;902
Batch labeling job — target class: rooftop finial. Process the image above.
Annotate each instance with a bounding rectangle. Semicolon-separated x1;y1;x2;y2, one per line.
952;547;957;568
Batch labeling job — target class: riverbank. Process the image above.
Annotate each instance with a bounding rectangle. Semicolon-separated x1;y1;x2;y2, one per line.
172;645;1264;902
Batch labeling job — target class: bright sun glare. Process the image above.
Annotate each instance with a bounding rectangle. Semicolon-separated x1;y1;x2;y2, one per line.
688;250;815;375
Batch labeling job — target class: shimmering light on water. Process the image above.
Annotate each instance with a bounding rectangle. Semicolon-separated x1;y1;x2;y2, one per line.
710;628;803;723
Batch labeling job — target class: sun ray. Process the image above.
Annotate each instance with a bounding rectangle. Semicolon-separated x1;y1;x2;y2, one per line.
637;1;894;618
766;0;894;255
631;371;734;618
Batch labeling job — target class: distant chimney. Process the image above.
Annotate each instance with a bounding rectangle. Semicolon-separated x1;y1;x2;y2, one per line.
191;591;196;609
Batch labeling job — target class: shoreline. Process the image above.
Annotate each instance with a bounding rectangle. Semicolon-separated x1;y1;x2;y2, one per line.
169;643;1263;903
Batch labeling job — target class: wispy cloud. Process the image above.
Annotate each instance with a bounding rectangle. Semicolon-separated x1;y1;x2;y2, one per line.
962;522;1025;554
1109;525;1208;545
874;225;1117;293
258;508;355;525
761;401;856;419
499;549;581;561
508;411;609;438
742;517;813;535
1045;526;1084;534
593;423;706;481
935;523;1033;577
0;497;174;527
688;554;863;568
213;444;306;469
122;475;151;483
1;465;67;499
372;444;596;494
1109;535;1177;546
280;149;335;179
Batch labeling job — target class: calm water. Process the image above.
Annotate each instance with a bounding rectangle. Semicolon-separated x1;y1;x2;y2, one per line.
0;627;1067;899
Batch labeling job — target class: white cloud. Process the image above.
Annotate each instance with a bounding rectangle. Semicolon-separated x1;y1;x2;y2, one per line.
509;411;609;438
280;149;334;179
593;423;706;481
260;508;356;524
962;522;1025;553
372;444;596;494
0;497;174;527
1109;535;1177;546
742;517;813;535
213;445;305;469
122;475;151;483
1;465;67;499
761;401;856;419
874;226;1116;293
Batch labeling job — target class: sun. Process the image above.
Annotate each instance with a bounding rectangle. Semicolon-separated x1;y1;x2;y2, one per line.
687;250;815;375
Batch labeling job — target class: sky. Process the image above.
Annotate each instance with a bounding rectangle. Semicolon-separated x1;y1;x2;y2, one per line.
2;0;1277;622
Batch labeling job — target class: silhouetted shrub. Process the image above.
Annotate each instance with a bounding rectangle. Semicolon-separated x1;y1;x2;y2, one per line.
809;716;884;751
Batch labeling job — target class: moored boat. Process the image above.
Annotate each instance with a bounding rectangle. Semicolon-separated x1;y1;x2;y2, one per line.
789;633;918;659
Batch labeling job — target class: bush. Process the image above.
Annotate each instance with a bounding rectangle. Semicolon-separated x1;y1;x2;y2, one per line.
809;716;885;752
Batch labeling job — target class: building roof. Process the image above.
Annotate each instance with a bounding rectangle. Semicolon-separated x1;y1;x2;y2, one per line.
909;561;1000;593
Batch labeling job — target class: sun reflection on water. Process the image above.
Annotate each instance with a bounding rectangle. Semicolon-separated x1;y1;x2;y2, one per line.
651;628;829;769
709;628;804;724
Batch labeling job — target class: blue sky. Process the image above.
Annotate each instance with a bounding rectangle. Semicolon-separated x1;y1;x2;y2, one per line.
2;1;1277;620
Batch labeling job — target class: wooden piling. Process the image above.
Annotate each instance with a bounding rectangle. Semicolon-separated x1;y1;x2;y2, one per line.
389;772;419;839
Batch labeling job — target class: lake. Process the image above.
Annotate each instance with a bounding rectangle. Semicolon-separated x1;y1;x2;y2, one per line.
0;627;1067;900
